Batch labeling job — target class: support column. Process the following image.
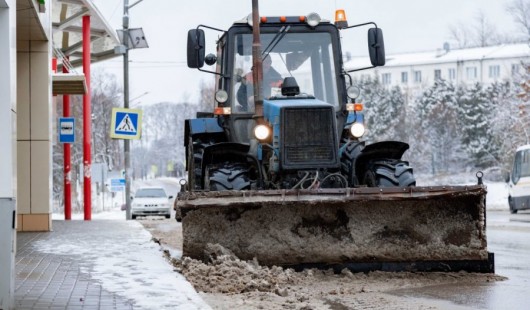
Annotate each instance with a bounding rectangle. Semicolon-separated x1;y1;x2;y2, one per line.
63;62;72;220
82;15;92;220
0;1;16;309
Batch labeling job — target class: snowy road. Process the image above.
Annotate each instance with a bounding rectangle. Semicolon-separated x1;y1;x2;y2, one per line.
389;210;530;310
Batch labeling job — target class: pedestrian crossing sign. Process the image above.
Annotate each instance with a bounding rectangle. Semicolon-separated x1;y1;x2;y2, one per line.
110;107;142;140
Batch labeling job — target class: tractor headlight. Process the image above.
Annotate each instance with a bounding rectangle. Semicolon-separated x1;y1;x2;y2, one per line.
346;86;361;100
254;124;271;140
215;90;228;104
350;123;365;138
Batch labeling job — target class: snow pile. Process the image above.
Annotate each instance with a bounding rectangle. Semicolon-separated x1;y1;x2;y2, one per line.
174;244;297;295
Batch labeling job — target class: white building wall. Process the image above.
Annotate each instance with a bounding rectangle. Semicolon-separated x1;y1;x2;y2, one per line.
0;1;17;309
349;46;530;94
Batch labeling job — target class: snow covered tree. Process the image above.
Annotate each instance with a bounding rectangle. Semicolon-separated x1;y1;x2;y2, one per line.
486;81;519;173
414;79;464;174
457;83;496;168
356;75;406;143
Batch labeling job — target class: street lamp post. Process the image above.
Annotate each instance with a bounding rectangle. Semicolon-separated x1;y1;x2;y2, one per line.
123;0;131;220
122;0;144;220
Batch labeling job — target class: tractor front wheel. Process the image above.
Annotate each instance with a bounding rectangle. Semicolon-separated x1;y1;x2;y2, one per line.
363;159;416;187
205;163;255;191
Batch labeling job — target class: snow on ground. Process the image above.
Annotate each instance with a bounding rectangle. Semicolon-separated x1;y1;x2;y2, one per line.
46;210;209;309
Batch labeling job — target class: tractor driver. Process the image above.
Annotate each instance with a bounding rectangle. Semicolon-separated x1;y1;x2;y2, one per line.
236;56;283;111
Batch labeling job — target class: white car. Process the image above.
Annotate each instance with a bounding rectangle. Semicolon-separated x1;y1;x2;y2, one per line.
131;187;173;219
508;145;530;214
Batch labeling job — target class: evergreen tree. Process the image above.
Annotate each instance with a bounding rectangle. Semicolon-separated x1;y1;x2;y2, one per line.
486;81;517;173
458;82;496;168
415;79;464;174
356;75;405;143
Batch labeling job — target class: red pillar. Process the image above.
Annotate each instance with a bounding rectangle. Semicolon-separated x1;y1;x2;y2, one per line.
63;60;72;220
83;15;92;220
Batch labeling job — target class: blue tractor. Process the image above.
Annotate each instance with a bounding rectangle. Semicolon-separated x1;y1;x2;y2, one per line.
176;10;493;273
183;13;415;194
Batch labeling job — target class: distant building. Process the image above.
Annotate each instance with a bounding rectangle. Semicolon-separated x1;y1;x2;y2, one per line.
346;43;530;95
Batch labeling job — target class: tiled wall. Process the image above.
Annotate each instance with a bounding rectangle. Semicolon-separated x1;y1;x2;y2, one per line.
17;40;52;232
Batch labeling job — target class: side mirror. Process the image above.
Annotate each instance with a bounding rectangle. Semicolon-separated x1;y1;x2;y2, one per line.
187;29;205;68
368;28;385;67
168;195;174;200
130;196;134;201
505;172;511;183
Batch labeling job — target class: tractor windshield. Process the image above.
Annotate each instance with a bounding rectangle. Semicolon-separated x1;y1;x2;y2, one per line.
231;31;339;113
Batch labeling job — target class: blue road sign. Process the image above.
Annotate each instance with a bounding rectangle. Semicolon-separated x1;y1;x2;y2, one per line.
110;178;126;192
110;108;142;140
59;117;75;143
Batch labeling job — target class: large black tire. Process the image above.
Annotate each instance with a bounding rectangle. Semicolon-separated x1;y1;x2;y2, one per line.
363;159;416;187
340;141;365;187
509;196;518;214
206;163;254;191
187;137;215;190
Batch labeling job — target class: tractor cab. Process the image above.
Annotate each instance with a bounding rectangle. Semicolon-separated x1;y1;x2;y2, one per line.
187;12;385;144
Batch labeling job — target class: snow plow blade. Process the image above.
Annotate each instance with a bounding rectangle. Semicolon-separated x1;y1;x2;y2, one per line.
177;185;494;273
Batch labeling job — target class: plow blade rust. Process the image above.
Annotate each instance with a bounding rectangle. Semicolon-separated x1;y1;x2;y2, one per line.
177;186;494;273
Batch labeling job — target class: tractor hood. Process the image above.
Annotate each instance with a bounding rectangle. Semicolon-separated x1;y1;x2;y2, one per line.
261;97;340;171
262;97;334;123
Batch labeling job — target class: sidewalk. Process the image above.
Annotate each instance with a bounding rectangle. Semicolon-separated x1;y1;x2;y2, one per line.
15;219;210;310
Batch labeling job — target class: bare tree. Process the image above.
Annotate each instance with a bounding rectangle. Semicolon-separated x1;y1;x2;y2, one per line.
507;0;530;39
448;22;472;48
473;11;500;47
53;69;123;210
448;10;507;48
198;79;215;112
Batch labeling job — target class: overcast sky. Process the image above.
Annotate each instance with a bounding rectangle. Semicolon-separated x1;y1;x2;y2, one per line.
91;0;520;105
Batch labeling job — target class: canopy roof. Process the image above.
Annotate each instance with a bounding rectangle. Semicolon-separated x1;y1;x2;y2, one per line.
51;0;121;94
53;0;120;67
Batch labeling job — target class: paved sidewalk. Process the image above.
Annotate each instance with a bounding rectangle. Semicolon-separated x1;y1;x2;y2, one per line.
15;219;210;310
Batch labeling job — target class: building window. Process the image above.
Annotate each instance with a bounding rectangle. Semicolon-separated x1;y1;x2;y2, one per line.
434;69;442;80
382;73;391;85
401;72;408;84
512;63;521;76
489;65;500;78
466;67;477;80
448;68;456;80
414;70;422;83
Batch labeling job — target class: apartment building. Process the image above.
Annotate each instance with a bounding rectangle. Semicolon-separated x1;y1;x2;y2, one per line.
346;43;530;94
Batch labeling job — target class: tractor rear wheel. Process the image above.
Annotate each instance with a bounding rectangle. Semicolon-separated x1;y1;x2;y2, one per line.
205;163;255;191
363;159;416;187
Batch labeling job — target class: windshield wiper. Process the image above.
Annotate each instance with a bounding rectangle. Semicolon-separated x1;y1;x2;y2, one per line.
262;25;290;61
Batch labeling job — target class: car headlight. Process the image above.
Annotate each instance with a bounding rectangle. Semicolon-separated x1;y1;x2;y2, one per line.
254;124;271;140
350;123;365;138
